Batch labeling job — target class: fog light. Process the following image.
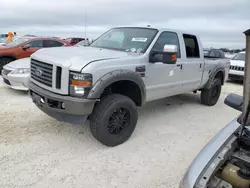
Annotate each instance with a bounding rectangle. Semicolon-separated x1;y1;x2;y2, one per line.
61;102;65;109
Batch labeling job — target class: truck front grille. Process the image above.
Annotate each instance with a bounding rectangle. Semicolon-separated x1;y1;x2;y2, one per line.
230;66;244;71
31;59;53;87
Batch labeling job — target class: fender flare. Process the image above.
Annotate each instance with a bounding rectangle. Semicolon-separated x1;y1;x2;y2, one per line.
87;70;146;105
204;66;225;89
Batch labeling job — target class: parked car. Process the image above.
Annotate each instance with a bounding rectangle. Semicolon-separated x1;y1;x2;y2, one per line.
1;58;30;90
0;38;7;46
228;51;246;81
28;27;230;146
65;37;87;45
0;37;71;70
179;29;250;188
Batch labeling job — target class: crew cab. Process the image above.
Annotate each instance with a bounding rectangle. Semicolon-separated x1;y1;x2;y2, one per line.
28;27;230;146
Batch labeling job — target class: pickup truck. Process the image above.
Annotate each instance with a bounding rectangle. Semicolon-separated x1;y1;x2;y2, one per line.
28;27;230;146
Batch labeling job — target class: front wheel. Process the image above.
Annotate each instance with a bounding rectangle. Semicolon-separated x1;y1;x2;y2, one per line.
90;94;138;147
201;78;222;106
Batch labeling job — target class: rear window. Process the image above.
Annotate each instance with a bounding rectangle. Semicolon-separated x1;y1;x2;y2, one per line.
232;53;245;61
183;34;200;58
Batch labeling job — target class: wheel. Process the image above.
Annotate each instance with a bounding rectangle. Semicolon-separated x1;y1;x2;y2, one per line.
90;94;138;147
201;78;222;106
0;57;13;72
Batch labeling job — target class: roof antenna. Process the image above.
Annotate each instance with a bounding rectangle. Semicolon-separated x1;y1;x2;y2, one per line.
147;25;151;27
85;13;87;39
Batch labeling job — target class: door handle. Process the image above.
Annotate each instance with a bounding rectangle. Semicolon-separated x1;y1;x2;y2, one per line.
177;64;183;69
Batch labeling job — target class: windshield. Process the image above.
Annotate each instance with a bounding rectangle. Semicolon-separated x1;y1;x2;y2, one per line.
90;27;158;53
5;38;29;47
232;53;245;61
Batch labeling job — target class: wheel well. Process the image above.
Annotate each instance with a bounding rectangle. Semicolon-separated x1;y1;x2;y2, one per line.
101;80;142;106
215;71;224;85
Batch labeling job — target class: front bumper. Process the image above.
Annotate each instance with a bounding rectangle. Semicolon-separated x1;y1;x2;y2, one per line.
29;81;97;124
228;69;244;80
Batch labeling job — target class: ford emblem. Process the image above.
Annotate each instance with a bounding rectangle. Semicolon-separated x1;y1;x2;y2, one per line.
35;69;43;76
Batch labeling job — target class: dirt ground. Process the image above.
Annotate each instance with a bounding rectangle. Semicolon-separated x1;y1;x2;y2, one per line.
0;79;243;188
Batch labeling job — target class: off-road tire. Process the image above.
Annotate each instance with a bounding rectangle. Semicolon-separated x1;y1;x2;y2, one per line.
90;94;138;147
201;78;222;106
0;57;13;72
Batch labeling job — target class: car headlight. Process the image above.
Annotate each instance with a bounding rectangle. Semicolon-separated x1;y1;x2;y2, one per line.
69;72;92;97
11;68;30;74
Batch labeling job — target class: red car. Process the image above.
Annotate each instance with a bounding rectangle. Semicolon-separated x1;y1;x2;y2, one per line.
65;37;88;45
0;37;71;70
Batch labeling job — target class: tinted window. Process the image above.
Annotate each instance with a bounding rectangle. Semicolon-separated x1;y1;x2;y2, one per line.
44;40;64;47
28;40;43;48
209;50;215;57
152;32;181;58
183;34;200;58
214;50;221;58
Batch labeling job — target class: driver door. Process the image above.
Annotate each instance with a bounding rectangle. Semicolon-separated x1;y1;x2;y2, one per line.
145;31;183;101
17;40;44;59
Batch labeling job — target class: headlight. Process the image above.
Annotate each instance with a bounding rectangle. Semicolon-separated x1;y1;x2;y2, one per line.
69;72;92;97
11;68;30;74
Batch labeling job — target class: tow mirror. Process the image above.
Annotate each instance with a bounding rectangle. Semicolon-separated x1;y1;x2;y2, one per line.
224;93;243;111
149;44;177;64
22;44;30;50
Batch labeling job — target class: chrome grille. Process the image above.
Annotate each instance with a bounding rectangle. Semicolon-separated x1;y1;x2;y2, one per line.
230;66;244;71
31;59;53;87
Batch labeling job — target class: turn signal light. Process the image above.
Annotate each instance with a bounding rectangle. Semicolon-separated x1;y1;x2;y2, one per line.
71;80;92;87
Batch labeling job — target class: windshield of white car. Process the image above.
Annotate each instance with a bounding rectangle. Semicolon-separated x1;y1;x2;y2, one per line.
90;27;158;53
5;38;29;47
232;53;245;61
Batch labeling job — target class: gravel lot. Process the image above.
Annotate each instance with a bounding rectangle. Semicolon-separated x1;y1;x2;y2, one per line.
0;79;243;188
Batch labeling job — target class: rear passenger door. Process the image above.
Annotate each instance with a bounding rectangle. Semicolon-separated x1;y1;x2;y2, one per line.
44;40;65;48
181;34;204;91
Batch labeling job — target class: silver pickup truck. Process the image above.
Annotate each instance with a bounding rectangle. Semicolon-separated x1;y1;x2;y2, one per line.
28;27;229;146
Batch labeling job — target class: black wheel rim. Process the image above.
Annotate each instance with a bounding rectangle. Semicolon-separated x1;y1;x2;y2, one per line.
212;85;219;99
108;108;130;135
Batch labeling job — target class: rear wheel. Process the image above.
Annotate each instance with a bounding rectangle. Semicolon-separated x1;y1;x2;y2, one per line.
90;94;138;147
201;78;222;106
0;57;13;72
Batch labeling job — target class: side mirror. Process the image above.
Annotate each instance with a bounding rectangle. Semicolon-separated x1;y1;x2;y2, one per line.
149;44;178;64
224;93;243;111
163;45;177;64
22;44;30;50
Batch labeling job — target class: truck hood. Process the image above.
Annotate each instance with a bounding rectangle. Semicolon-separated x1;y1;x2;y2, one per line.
32;47;131;71
230;59;245;67
5;57;30;69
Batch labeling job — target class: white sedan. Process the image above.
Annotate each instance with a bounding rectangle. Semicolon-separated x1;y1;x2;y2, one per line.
1;58;30;90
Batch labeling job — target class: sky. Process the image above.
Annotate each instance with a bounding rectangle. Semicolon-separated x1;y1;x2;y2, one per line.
1;0;249;49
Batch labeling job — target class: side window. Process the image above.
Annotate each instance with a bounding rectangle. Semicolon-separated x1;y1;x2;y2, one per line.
27;40;43;48
214;51;221;58
152;32;181;58
44;40;64;48
183;34;200;58
209;50;215;57
220;51;225;58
